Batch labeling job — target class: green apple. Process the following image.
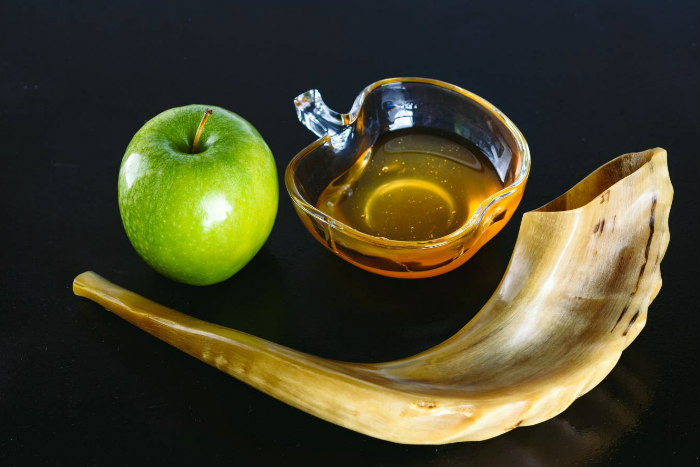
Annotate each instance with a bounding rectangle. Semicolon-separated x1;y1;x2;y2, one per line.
118;105;278;285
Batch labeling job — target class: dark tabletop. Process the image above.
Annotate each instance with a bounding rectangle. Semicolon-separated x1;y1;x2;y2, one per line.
1;1;698;466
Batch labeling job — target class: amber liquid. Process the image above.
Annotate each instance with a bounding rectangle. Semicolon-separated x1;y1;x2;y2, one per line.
317;128;505;241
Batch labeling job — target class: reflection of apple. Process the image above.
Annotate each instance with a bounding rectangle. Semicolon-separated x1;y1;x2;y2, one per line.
118;105;278;285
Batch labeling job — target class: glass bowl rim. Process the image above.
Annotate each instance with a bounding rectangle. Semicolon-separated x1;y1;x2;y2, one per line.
284;77;531;249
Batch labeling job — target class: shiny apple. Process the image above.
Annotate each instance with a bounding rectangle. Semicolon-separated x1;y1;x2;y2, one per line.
118;105;278;285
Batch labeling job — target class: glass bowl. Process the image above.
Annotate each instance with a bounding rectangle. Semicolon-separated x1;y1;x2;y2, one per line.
285;78;530;278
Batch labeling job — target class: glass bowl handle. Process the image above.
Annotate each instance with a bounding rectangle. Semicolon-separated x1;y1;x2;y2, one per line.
294;89;344;137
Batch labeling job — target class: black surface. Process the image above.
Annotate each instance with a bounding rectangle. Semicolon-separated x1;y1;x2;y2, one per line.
1;1;698;466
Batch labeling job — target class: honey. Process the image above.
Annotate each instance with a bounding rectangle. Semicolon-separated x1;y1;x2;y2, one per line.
317;129;504;241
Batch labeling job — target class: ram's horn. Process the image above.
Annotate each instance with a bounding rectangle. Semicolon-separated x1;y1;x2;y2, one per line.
73;148;672;444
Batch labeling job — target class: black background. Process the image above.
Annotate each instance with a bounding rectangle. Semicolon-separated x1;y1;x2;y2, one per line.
1;1;698;466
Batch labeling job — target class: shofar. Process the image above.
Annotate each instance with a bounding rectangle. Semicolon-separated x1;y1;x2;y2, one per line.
73;148;672;444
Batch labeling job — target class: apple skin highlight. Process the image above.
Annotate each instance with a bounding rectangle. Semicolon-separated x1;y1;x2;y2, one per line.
118;104;278;286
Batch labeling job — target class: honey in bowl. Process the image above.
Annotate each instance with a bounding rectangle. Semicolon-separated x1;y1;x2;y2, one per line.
316;128;504;241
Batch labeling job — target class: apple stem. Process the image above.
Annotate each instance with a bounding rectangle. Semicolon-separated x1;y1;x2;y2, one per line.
192;108;213;153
